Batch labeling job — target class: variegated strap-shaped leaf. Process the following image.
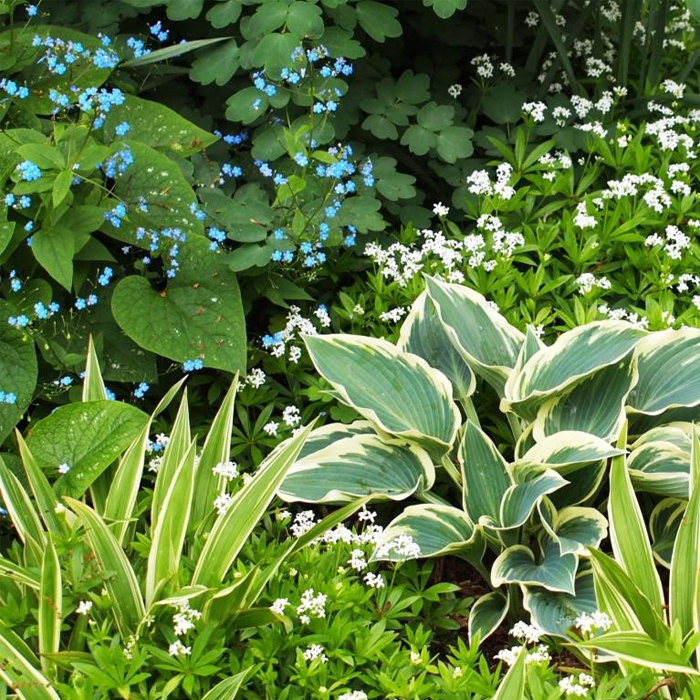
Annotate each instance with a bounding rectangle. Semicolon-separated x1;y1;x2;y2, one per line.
503;321;646;419
0;457;46;548
304;334;460;454
398;290;475;400
459;421;510;526
533;354;637;442
468;589;510;644
492;538;577;594
650;498;685;568
371;504;478;561
520;430;623;466
628;328;700;415
628;440;689;499
201;669;251;700
498;466;568;530
424;275;524;394
296;421;376;461
38;533;62;675
82;335;108;401
493;645;526;700
523;570;597;636
538;499;608;556
279;434;434;503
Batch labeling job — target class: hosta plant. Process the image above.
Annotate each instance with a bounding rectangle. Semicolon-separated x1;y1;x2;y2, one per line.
278;275;700;640
0;342;361;699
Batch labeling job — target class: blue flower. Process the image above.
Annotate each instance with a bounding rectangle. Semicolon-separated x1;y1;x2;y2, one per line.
98;267;113;286
134;381;149;399
115;121;131;136
182;358;204;372
4;193;15;206
17;161;41;181
26;4;38;16
294;152;308;167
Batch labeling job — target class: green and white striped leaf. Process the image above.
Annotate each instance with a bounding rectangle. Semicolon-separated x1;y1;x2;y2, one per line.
82;335;108;401
492;539;577;594
521;431;623;466
66;497;145;635
371;504;478;561
296;421;376;461
631;423;693;452
578;631;699;674
0;456;45;548
533;354;637;442
669;427;700;638
549;460;607;509
0;556;40;589
650;498;685;568
398;290;475;400
0;626;61;700
279;434;434;503
192;421;314;587
513;326;546;375
493;644;526;700
498;467;568;530
503;321;645;419
538;499;608;556
38;533;61;674
304;333;460;454
524;570;597;636
469;589;510;644
201;669;251;700
628;440;690;499
608;426;665;613
425;275;524;394
146;441;197;606
628;329;700;415
459;421;510;526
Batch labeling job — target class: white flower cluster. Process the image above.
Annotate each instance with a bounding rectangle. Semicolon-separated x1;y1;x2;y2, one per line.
212;460;238;480
471;53;494;79
302;643;328;663
598;305;650;329
296;588;327;624
559;673;596;696
290;510;317;537
374;534;421;559
246;367;266;388
576;273;612;295
602;173;671;213
574;610;612;636
379;307;408;323
494;621;550;666
645;224;691;260
467;162;515;199
522;101;547;123
573;202;597;229
338;692;368;700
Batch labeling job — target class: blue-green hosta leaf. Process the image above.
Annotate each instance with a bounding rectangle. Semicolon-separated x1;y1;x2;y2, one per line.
631;423;693;452
26;400;149;498
498;467;568;530
279;434;434;503
628;329;700;415
521;431;623;466
104;95;218;155
425;276;524;395
533;354;637;442
550;460;607;509
628;440;689;499
538;499;608;556
503;321;646;419
492;539;577;594
398;291;475;400
304;334;460;454
468;590;510;644
650;498;685;568
459;421;510;526
523;570;597;636
0;302;37;443
296;421;376;461
371;504;477;561
112;236;246;374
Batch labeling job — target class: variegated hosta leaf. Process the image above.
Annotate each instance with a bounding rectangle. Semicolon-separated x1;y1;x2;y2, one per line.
521;430;623;466
371;504;478;561
304;334;460;454
296;421;376;461
491;538;577;594
398;291;475;400
459;421;510;526
533;354;637;442
628;328;700;415
514;423;537;460
628;440;690;499
279;434;435;503
498;466;568;530
424;275;524;394
513;326;546;375
538;499;608;556
468;589;510;644
649;498;685;568
523;570;597;636
503;321;646;419
631;423;694;452
549;460;607;509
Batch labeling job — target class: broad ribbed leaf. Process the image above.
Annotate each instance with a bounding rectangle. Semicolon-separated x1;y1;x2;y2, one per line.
468;590;509;644
492;539;577;594
398;290;475;399
304;334;459;454
279;434;434;503
0;626;60;700
650;498;684;567
498;467;568;529
425;275;523;394
549;460;607;509
628;440;689;499
539;500;608;556
371;504;478;561
296;421;375;461
38;534;61;674
459;421;510;525
628;329;700;415
533;354;637;441
578;632;698;674
524;570;597;636
521;431;623;466
504;321;645;418
192;421;313;587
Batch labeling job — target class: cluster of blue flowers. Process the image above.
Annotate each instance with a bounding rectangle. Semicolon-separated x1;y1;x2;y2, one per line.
135;226;187;277
104;202;127;228
102;146;133;178
31;33;120;76
53;376;73;387
8;314;29;328
262;331;285;349
17;160;41;181
4;193;31;209
0;78;30;101
0;390;17;405
35;301;60;319
9;270;22;292
74;294;98;310
182;358;204;372
134;381;150;399
97;267;114;286
207;227;227;251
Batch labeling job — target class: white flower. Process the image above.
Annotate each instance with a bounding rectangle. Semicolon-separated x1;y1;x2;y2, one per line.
453;666;463;678
212;460;238;480
296;588;327;620
58;463;70;474
510;621;545;644
168;640;191;657
338;692;368;700
290;510;316;537
575;610;612;636
522;101;547;123
379;307;407;323
213;491;234;516
447;83;462;98
263;421;279;436
348;549;368;571
245;368;266;388
375;534;421;559
433;201;450;217
276;509;291;521
662;79;686;99
303;644;327;663
55;503;67;514
283;406;301;427
524;10;539;26
76;600;93;615
364;572;385;589
560;673;595;696
410;651;421;664
270;598;289;614
289;345;302;363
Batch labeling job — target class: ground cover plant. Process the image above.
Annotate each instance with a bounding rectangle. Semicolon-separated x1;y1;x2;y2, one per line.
4;0;700;698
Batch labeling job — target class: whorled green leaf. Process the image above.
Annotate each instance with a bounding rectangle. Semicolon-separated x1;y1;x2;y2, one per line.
533;354;637;442
398;291;475;400
628;329;700;415
304;334;459;454
113;236;246;374
469;590;510;644
523;570;597;636
650;498;685;568
371;504;478;561
279;434;434;503
503;321;645;419
491;538;577;594
26;400;149;498
425;275;523;394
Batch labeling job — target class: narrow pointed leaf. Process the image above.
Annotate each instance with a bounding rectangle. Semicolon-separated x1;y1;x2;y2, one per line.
493;645;526;700
0;457;46;547
81;335;108;401
0;627;61;700
38;534;62;674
